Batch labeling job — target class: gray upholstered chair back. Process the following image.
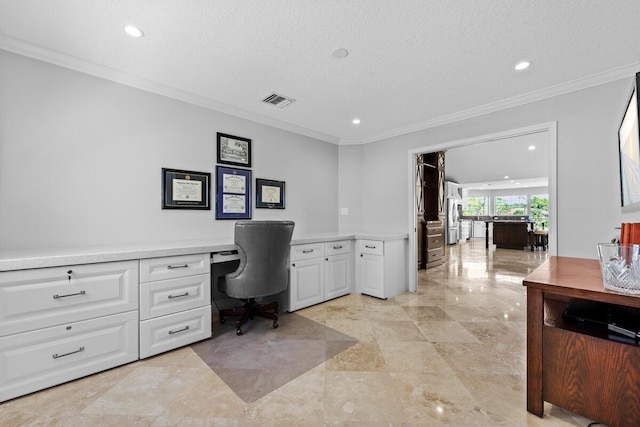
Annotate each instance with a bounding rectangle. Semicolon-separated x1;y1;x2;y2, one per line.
220;220;295;299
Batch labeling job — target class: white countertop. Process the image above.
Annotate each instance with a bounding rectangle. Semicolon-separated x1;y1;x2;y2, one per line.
0;232;408;271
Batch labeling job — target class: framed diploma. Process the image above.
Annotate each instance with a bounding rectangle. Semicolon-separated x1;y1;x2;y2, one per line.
217;132;251;167
162;168;211;210
216;166;251;219
256;178;285;209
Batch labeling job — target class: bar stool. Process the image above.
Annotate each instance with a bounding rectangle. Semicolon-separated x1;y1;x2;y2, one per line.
531;229;548;251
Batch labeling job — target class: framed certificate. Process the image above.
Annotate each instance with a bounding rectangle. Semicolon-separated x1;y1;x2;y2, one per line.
256;178;285;209
217;132;251;168
216;166;251;219
162;168;211;210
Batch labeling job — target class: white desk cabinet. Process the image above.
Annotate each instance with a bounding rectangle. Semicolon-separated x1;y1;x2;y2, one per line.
357;239;406;299
289;240;353;311
138;253;211;359
324;241;352;300
0;260;139;402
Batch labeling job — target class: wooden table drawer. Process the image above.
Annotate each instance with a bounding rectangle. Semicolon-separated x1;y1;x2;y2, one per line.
139;305;211;359
140;274;211;321
0;311;138;403
140;253;210;283
0;261;138;337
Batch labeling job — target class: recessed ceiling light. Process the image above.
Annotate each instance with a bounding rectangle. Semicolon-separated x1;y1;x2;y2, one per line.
352;118;360;124
332;48;349;59
124;25;144;38
504;176;509;179
528;145;536;150
514;61;530;71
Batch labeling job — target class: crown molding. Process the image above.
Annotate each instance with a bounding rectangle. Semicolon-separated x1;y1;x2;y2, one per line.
0;35;339;145
340;62;640;145
2;34;637;147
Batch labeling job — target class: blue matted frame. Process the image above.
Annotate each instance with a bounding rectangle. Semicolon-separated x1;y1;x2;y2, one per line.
216;166;251;219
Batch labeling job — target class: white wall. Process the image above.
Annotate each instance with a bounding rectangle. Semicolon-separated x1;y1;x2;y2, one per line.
353;78;640;259
338;145;364;232
0;50;339;249
4;48;638;260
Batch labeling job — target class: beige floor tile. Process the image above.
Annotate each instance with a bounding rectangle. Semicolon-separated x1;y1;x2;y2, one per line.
325;340;387;371
370;320;427;342
376;340;456;374
323;371;409;425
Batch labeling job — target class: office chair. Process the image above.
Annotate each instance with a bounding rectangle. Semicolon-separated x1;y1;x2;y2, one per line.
218;220;295;335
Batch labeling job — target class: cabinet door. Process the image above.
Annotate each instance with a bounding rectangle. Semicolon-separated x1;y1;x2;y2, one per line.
325;253;351;300
359;254;385;299
289;258;324;311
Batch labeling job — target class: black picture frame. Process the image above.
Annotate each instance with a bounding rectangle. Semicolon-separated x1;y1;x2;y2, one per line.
256;178;285;209
216;166;252;219
162;168;211;210
217;132;252;168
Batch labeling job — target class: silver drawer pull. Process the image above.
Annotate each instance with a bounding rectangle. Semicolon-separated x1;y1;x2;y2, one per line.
168;325;190;335
365;245;376;249
167;264;188;269
168;292;189;299
333;245;343;249
53;290;86;299
218;251;236;256
302;249;314;253
52;346;85;359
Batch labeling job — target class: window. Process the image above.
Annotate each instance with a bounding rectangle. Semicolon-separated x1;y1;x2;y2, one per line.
494;195;527;215
530;194;549;229
463;196;488;216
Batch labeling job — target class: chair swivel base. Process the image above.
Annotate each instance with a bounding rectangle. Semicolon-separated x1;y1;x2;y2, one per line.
218;298;280;335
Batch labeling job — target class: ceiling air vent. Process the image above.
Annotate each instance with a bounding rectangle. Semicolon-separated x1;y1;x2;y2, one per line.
261;92;296;108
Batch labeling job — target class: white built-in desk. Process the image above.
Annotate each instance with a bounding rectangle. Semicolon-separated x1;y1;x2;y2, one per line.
0;232;407;402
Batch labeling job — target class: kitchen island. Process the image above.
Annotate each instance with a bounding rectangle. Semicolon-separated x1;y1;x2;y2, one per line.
486;221;532;249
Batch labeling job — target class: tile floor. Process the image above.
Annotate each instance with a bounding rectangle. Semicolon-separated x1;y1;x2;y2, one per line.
0;240;600;426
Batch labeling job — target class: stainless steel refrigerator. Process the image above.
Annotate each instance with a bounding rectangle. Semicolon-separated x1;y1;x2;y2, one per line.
446;198;460;245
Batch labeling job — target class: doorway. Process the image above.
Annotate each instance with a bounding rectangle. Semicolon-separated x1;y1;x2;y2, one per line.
406;122;558;293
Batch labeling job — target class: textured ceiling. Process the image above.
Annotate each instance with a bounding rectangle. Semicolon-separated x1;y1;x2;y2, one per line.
1;0;640;144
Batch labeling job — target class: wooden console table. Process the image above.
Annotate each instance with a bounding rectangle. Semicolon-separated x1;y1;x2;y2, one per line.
524;256;640;427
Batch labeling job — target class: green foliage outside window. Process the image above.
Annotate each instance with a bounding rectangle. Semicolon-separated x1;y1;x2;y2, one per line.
530;195;549;229
462;196;488;216
494;195;527;215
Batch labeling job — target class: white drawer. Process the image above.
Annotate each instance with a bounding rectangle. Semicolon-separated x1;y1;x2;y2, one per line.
290;243;324;262
359;240;384;256
139;305;211;359
0;261;139;337
324;240;352;256
0;310;138;403
140;274;211;320
139;253;209;283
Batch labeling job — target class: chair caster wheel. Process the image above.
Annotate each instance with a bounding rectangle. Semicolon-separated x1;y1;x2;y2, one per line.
273;321;278;329
236;328;243;335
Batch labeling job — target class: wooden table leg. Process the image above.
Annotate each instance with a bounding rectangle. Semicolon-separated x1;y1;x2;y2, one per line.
527;287;544;416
